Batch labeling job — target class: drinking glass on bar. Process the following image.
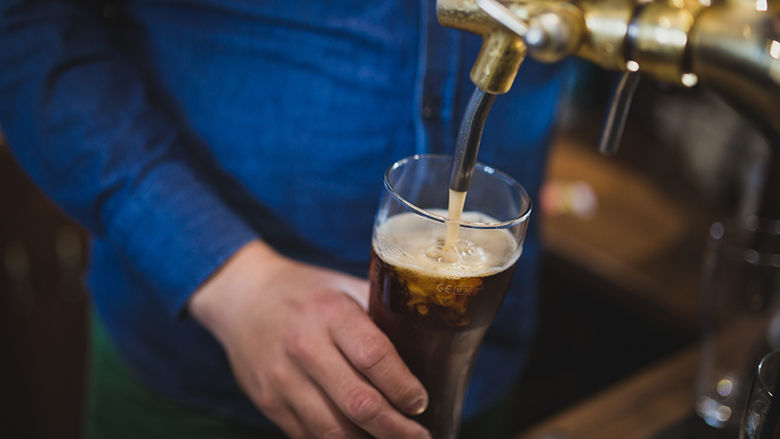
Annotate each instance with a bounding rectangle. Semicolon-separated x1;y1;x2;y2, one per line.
695;217;780;431
368;154;531;439
740;350;780;439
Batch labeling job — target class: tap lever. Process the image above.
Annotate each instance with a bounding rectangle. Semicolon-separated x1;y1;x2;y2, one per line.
598;71;640;156
477;0;529;36
449;87;497;193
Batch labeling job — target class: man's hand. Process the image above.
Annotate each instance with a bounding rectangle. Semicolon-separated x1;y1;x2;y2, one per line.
189;240;430;439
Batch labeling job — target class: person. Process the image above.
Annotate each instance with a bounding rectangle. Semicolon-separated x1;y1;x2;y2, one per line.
0;1;568;437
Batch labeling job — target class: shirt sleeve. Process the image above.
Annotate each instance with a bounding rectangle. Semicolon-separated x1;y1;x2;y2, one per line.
0;0;258;316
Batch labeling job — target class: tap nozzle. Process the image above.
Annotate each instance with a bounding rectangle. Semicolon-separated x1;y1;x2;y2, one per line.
438;0;584;94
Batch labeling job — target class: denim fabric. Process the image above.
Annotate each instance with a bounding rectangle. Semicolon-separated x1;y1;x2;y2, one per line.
0;0;568;429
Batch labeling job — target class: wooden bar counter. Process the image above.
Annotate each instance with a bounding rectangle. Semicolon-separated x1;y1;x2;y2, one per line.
516;344;699;439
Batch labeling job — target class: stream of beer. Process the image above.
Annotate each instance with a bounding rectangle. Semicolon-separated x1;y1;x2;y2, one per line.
442;87;497;263
443;189;467;260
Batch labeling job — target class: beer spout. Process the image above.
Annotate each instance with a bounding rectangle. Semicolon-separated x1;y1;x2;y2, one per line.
598;71;641;156
449;88;496;193
437;0;780;145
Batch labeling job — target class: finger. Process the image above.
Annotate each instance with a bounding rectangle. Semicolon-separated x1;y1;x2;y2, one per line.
258;400;309;439
285;333;430;439
276;365;366;439
330;305;428;416
238;368;309;439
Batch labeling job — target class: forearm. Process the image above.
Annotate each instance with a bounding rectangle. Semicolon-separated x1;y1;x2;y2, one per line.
0;0;257;314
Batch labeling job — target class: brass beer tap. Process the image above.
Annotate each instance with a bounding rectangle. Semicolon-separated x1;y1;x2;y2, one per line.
437;0;780;146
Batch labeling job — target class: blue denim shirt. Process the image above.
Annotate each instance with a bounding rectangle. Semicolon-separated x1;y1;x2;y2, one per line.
0;0;567;430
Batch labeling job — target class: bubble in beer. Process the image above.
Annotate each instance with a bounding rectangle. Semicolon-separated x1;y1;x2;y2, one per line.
424;238;487;269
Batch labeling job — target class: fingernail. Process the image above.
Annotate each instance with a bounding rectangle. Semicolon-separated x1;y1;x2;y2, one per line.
409;397;428;415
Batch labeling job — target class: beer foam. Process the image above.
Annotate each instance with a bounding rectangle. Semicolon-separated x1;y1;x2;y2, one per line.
373;210;521;278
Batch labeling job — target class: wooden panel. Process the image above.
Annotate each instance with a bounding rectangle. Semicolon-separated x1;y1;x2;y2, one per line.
0;139;89;439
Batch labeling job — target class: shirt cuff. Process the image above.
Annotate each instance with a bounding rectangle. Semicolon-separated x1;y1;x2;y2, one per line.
105;158;258;317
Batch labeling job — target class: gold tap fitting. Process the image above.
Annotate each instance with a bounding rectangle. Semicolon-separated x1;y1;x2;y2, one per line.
437;0;780;142
438;0;527;94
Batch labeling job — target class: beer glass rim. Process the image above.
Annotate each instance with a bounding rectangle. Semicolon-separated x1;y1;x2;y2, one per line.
756;350;780;399
384;154;531;230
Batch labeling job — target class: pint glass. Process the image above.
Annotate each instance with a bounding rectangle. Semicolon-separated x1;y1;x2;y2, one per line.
696;217;780;430
740;350;780;439
368;155;531;439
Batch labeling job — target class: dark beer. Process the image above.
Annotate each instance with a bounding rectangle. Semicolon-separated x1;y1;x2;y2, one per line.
368;210;519;438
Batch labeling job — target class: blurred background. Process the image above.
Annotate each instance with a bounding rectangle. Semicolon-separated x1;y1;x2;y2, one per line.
0;60;773;438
